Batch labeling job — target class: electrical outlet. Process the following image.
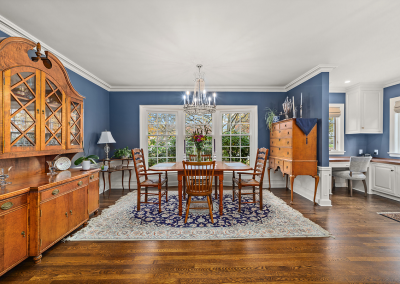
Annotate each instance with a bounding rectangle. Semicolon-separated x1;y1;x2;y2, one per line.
359;149;363;155
374;149;378;155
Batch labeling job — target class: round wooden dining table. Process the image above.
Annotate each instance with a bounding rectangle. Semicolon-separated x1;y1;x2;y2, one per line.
149;161;252;216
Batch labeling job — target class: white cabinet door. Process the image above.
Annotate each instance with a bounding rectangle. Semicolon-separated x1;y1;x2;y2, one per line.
360;90;383;133
345;90;360;134
371;163;396;195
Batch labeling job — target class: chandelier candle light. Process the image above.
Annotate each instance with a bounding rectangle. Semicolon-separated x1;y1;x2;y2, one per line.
183;64;217;115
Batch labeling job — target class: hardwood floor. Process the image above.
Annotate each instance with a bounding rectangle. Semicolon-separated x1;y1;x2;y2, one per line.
2;186;400;283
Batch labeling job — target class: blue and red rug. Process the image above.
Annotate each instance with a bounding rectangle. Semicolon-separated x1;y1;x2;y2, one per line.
67;190;331;241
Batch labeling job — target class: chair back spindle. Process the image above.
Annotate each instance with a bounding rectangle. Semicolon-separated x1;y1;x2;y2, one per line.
183;161;215;196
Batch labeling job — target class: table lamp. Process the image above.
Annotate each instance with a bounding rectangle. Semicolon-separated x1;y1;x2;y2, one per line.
97;130;116;160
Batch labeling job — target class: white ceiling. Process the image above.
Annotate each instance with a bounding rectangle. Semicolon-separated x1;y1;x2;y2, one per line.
1;0;400;91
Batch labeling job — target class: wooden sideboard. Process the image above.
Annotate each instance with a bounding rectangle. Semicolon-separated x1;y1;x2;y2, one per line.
0;168;99;276
267;118;319;204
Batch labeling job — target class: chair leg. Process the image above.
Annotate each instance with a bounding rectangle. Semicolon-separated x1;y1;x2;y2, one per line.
158;185;162;213
128;170;132;192
215;176;218;199
232;172;235;201
185;196;192;223
165;172;168;202
238;184;242;212
137;186;141;211
145;187;148;202
207;195;214;223
259;185;263;211
349;179;353;197
362;179;368;197
347;180;350;193
252;186;256;202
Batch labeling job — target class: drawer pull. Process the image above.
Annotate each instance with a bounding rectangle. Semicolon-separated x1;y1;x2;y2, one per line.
65;212;68;217
21;231;25;237
70;210;73;215
279;148;281;150
1;202;13;210
90;175;94;180
287;152;289;155
52;189;59;195
285;124;287;127
279;139;281;141
279;131;281;134
287;131;289;135
78;181;83;186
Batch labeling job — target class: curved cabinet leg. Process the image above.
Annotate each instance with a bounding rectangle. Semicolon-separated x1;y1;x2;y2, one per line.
33;254;42;264
313;175;320;205
94;209;99;216
285;174;289;190
83;221;88;227
289;175;295;204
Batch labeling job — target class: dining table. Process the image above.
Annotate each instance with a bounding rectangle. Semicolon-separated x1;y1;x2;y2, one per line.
149;161;253;216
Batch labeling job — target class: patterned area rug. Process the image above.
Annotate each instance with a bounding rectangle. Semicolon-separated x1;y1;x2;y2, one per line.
67;191;331;241
378;212;400;223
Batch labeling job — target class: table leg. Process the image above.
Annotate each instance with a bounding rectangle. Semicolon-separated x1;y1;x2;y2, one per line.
219;173;223;216
178;171;183;216
214;176;218;199
108;172;112;198
290;175;295;204
102;172;106;195
122;170;124;191
129;170;131;192
232;171;235;201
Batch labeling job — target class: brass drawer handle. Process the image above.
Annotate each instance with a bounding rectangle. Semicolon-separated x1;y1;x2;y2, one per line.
52;189;59;195
279;148;280;150
78;181;83;186
1;202;13;210
21;231;25;237
287;152;289;155
70;210;73;215
285;124;287;127
279;139;281;141
287;141;289;144
65;212;68;217
90;175;94;180
279;131;281;134
287;131;289;135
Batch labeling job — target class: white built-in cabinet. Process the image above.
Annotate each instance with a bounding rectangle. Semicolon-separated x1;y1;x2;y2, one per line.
345;84;383;134
370;162;400;199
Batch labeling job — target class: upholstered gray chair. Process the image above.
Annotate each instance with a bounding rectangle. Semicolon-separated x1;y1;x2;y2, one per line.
332;156;372;197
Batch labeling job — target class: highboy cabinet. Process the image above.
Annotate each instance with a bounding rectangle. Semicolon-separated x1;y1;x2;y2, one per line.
0;37;97;277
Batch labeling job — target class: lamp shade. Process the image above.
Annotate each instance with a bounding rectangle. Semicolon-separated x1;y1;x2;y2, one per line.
97;131;116;144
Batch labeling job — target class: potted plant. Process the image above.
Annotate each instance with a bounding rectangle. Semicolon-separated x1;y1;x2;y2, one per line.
113;147;132;159
265;107;279;130
74;154;99;170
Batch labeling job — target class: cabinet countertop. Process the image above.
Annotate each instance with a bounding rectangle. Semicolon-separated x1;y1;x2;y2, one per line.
330;157;400;166
0;168;100;201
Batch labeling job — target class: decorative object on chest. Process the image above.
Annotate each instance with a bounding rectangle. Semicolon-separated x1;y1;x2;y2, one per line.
97;130;116;160
0;167;12;187
54;156;72;171
268;118;320;204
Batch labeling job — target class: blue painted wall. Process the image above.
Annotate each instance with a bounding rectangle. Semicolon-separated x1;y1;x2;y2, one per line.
367;83;400;159
109;91;283;154
287;73;329;166
329;92;367;156
0;30;110;159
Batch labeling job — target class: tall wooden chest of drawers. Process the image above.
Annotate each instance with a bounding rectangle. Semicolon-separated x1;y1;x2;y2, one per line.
267;118;320;204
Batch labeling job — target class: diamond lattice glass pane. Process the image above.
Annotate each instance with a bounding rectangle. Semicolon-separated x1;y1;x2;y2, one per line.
71;134;80;145
45;82;52;96
11;124;21;143
26;125;36;144
54;109;62;121
11;109;34;131
20;72;33;79
45;105;52;119
12;83;34;105
45;128;51;142
13;136;33;147
46;116;61;133
56;132;62;143
10;74;21;86
48;80;57;91
26;76;36;94
26;101;36;118
70;134;74;142
71;124;79;135
71;109;79;121
47;94;61;111
76;104;81;113
47;137;60;146
55;90;62;102
10;95;21;115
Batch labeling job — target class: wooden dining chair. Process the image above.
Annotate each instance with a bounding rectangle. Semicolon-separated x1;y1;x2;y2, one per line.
188;154;212;161
132;148;168;212
232;148;268;211
183;161;215;223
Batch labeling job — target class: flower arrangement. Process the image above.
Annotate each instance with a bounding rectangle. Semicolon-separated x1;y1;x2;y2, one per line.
190;129;209;161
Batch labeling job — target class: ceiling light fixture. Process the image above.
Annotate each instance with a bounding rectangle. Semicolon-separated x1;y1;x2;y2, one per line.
345;80;351;83
183;64;216;115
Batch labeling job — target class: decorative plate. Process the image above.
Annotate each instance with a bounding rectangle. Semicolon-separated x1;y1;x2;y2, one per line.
54;157;71;171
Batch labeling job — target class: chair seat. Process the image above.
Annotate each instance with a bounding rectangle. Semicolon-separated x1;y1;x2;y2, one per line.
233;178;260;186
333;170;366;180
142;178;167;186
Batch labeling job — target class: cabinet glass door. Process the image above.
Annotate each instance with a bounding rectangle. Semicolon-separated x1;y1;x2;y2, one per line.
68;98;83;149
3;68;40;152
41;75;65;150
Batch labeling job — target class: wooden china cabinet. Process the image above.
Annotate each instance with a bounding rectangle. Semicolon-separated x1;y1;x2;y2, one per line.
0;37;98;277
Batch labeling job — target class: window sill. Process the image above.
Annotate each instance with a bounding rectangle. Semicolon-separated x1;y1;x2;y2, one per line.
388;152;400;158
329;150;346;156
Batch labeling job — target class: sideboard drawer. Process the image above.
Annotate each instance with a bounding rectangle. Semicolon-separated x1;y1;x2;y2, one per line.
272;129;292;138
270;147;292;158
272;124;279;131
89;172;99;182
280;120;293;130
283;160;292;174
0;194;27;213
41;177;88;202
269;158;274;169
275;158;283;168
271;138;292;147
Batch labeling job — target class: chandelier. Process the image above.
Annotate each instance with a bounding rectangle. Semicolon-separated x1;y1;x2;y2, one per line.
183;64;217;115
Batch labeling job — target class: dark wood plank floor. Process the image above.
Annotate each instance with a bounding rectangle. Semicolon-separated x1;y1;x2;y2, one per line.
3;186;400;283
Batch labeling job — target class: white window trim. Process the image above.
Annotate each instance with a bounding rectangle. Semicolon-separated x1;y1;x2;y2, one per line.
329;103;346;155
139;105;258;167
388;96;400;157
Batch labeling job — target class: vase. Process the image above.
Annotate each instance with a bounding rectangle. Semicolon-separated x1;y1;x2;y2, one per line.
82;160;91;170
196;149;202;162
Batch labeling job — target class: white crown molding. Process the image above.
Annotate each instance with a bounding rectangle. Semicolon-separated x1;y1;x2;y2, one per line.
0;15;111;91
345;83;383;92
285;64;337;92
384;77;400;88
110;85;286;92
329;86;346;93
